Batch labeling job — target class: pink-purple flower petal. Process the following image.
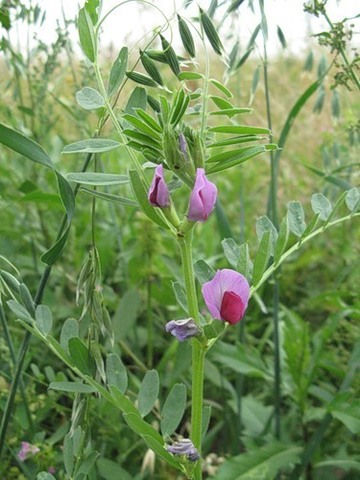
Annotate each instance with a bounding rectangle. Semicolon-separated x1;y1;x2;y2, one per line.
220;291;245;325
188;168;217;222
166;439;200;462
201;269;250;324
165;318;199;341
148;164;170;208
18;441;40;462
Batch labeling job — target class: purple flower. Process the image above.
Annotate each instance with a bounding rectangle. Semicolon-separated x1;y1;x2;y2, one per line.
166;439;200;462
18;441;40;462
148;164;170;208
48;467;56;474
202;269;250;325
188;168;217;222
165;318;199;341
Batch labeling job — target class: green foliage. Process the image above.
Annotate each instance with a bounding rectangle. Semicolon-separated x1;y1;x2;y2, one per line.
0;1;359;479
216;443;302;480
63;139;121;154
160;383;187;437
76;87;105;110
107;47;128;97
138;369;159;417
106;353;128;393
78;7;96;62
35;305;53;336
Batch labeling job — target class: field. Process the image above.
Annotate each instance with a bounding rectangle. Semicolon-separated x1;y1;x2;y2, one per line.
0;1;359;479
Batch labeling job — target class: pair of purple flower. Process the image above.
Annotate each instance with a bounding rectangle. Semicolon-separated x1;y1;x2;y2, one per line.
148;165;250;338
166;269;250;341
148;165;217;222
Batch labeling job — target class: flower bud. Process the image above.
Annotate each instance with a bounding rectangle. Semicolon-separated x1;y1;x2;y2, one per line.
148;164;170;208
178;133;189;162
188;168;217;222
165;318;199;341
166;439;200;462
163;128;185;173
162;128;195;186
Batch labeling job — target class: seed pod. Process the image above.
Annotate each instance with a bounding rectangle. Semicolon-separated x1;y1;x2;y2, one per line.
227;0;246;13
146;49;168;64
140;50;163;85
126;71;158;87
177;14;196;58
160;35;180;76
199;8;224;56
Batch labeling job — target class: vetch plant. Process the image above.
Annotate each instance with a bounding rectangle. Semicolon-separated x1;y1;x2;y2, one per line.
0;1;359;479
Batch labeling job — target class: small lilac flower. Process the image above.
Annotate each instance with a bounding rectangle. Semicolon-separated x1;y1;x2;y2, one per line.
148;164;170;208
165;318;199;341
18;441;40;462
166;439;200;462
202;269;250;325
188;168;217;222
48;467;56;474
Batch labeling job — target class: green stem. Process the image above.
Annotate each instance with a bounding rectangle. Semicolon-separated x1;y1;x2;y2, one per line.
146;274;153;368
178;232;200;326
91;156;97;248
93;63;143;174
260;1;281;441
235;318;246;447
272;280;281;440
191;340;205;480
200;33;210;140
0;304;33;432
250;212;360;296
263;43;277;228
235;169;246;445
178;232;204;480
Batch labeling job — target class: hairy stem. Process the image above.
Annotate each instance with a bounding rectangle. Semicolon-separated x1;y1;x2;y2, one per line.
178;232;204;480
